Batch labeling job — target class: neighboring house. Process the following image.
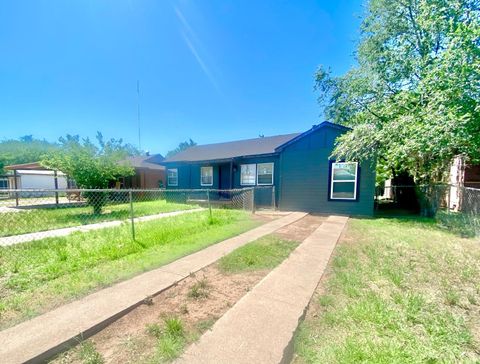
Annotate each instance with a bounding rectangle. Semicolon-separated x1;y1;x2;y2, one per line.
449;156;480;211
5;162;69;190
161;122;376;215
0;175;10;189
118;154;166;189
5;155;166;191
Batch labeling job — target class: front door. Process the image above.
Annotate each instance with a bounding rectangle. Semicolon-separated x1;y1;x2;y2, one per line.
219;164;231;190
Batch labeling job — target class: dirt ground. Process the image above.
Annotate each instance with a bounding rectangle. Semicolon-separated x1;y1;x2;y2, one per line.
52;213;325;364
275;214;325;241
296;216;348;323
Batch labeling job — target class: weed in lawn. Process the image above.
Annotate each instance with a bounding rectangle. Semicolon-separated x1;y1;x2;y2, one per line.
11;261;20;274
151;316;187;361
157;333;185;361
188;278;210;300
145;317;187;361
467;293;477;305
445;289;460;306
404;293;426;323
382;266;404;287
180;304;189;315
195;317;217;333
318;295;334;307
55;247;69;262
146;323;162;338
462;265;478;281
218;234;298;273
78;341;104;364
164;317;185;337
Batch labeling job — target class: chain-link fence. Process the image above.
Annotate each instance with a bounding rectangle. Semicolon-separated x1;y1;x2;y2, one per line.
375;184;480;237
0;187;270;247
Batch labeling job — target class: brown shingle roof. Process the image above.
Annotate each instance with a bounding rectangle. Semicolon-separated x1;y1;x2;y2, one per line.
124;155;165;170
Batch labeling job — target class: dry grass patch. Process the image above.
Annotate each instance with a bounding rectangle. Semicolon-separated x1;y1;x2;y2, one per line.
294;217;480;363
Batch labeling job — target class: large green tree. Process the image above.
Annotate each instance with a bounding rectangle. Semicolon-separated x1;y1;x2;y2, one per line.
42;132;137;214
0;136;58;173
317;0;480;184
166;139;197;158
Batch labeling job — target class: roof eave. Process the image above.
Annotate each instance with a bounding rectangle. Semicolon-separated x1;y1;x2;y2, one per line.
5;161;51;171
160;152;280;165
275;121;350;152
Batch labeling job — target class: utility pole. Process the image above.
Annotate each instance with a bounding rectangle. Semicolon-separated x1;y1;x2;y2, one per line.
137;80;141;151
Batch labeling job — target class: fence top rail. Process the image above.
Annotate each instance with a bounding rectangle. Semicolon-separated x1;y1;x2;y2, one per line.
463;186;480;192
0;187;257;193
379;184;479;190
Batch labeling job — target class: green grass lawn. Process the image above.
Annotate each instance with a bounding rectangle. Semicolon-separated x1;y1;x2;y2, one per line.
218;234;299;273
0;199;196;237
294;217;480;363
0;209;259;329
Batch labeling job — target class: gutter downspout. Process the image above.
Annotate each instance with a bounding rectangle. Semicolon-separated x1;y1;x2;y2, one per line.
230;159;233;189
277;153;283;210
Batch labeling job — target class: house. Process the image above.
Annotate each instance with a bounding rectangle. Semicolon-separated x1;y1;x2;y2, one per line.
117;154;166;189
449;156;480;211
3;162;71;204
4;162;70;190
160;121;376;215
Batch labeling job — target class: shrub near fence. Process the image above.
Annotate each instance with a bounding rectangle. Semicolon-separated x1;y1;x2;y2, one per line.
0;188;261;246
375;184;480;237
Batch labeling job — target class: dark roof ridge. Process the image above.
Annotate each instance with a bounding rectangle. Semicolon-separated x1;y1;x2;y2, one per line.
183;132;301;149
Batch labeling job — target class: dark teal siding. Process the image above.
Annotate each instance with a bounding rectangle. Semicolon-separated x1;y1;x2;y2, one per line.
165;156;278;191
278;127;375;215
232;156;278;207
164;156;278;207
163;124;376;215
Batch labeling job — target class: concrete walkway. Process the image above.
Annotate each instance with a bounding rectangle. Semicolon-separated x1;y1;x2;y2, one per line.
0;208;204;247
0;211;307;364
177;215;349;364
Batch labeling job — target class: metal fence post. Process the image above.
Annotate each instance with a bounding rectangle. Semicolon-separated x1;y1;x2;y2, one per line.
129;190;136;241
251;188;255;213
13;169;19;207
271;186;276;210
54;170;59;206
207;189;213;221
447;184;451;213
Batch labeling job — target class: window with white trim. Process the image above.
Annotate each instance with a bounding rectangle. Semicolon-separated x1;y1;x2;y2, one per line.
167;168;178;186
257;163;274;185
240;164;256;185
330;162;358;200
201;166;213;186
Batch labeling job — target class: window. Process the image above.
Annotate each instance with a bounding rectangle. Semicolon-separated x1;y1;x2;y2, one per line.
201;166;213;186
257;163;274;185
0;178;8;189
240;164;256;185
330;162;358;200
167;168;178;186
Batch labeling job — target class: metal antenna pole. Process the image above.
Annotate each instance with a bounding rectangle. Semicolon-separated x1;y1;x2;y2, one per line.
137;80;141;151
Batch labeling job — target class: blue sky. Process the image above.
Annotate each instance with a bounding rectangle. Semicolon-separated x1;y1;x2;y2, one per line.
0;0;363;155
